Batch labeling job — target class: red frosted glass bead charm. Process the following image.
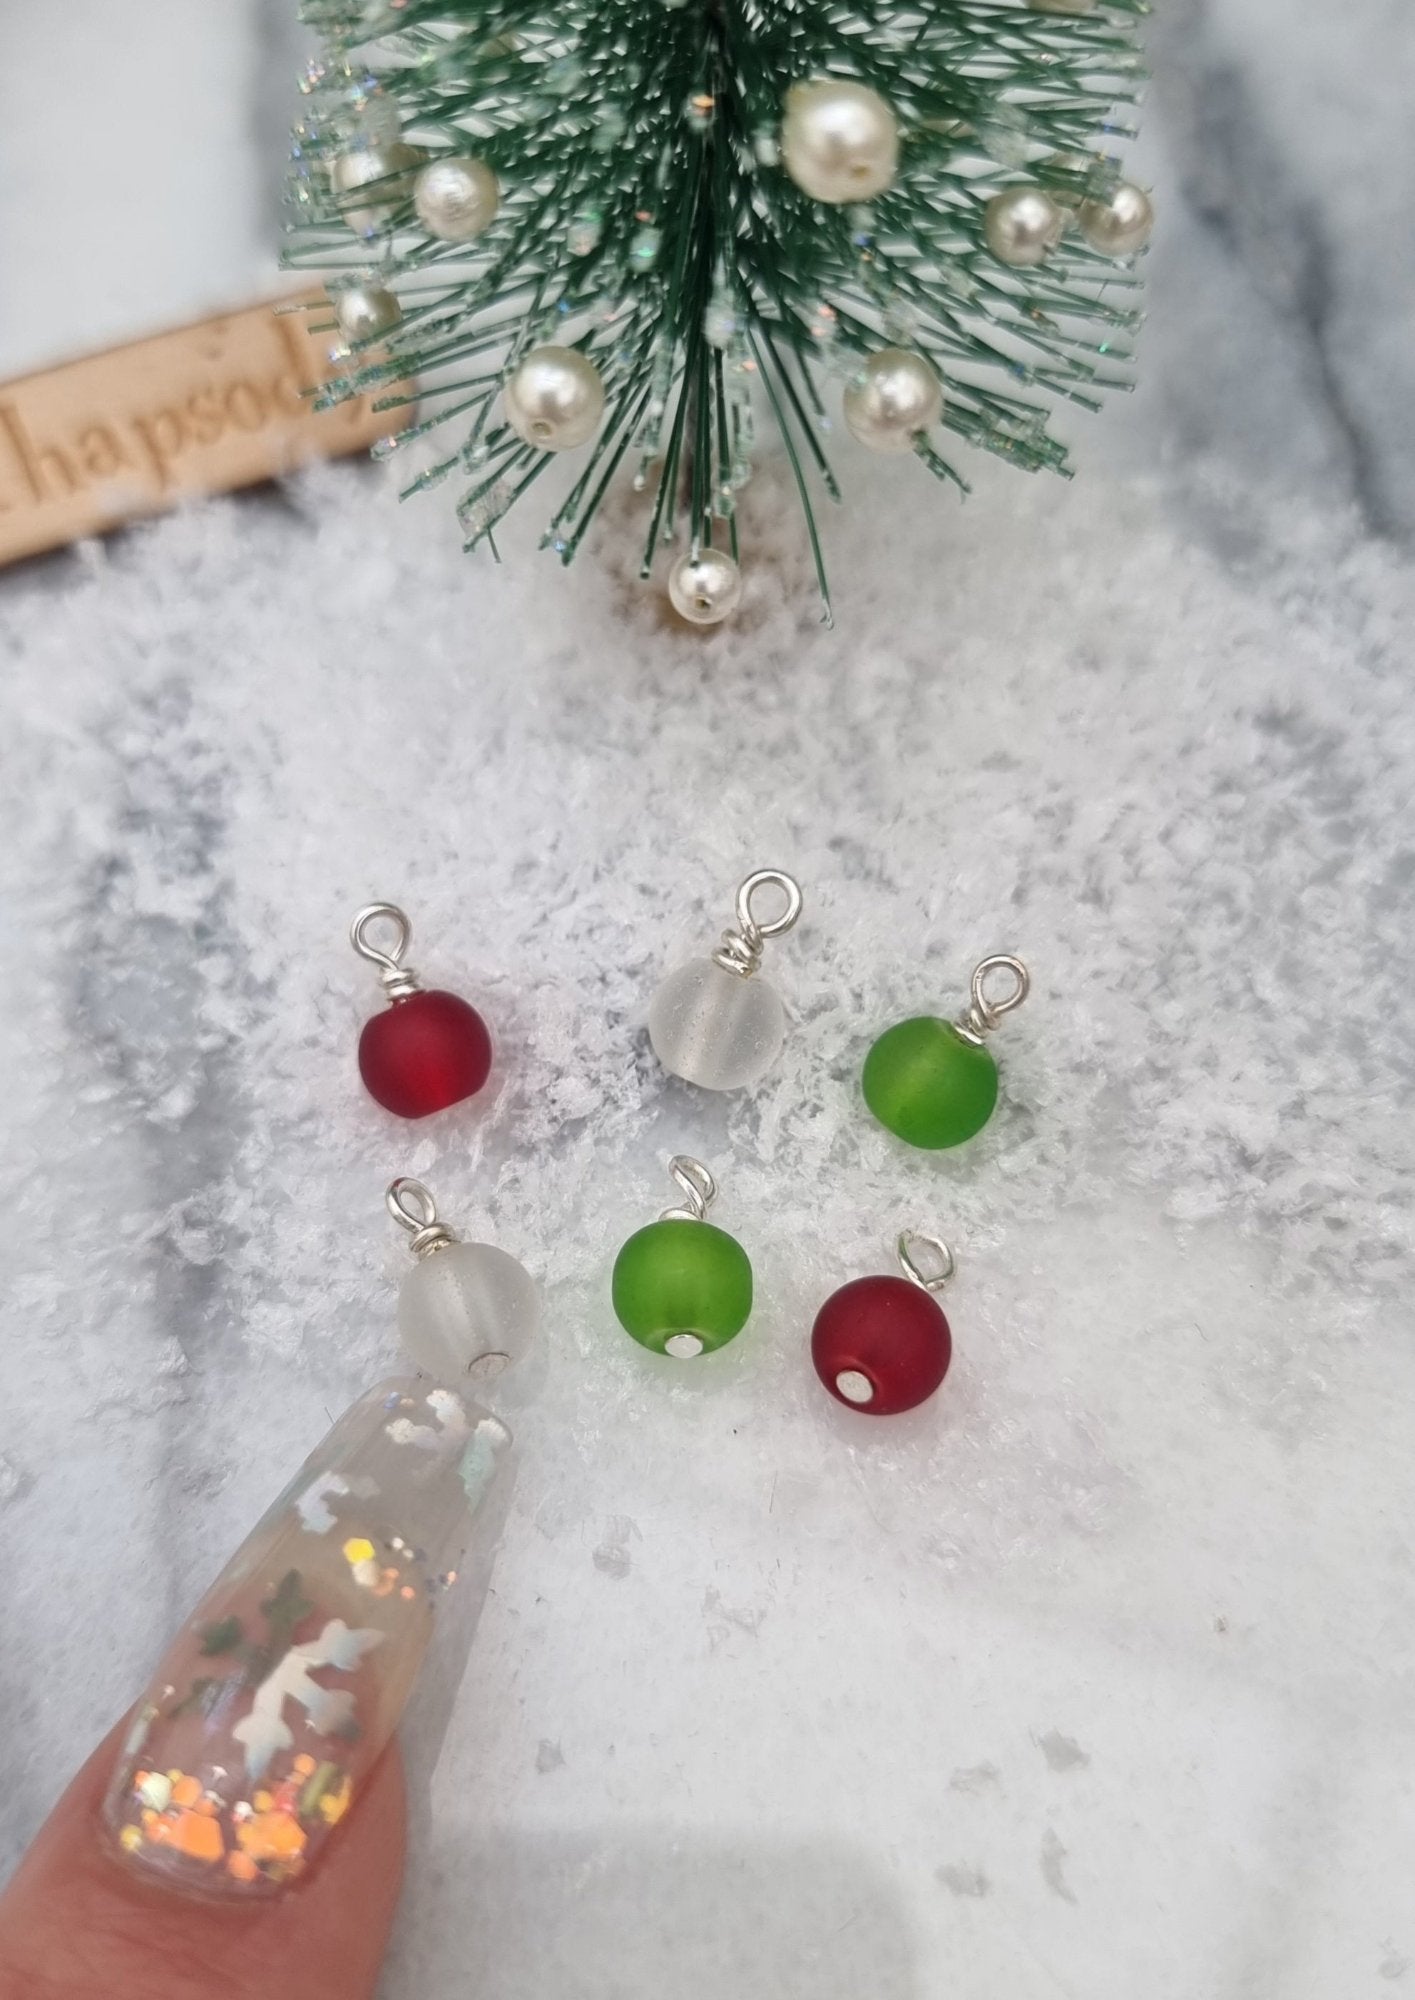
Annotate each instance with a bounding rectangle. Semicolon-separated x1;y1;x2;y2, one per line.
358;988;492;1118
351;904;493;1119
811;1232;956;1416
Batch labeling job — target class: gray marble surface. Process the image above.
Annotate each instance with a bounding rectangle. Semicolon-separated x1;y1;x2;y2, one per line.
2;6;1413;1998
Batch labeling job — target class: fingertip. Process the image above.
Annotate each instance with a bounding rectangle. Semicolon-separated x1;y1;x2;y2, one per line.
0;1717;407;2000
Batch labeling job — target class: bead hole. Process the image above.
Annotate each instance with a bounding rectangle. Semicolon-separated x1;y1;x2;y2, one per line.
835;1369;875;1405
665;1333;705;1360
466;1352;511;1385
530;418;553;439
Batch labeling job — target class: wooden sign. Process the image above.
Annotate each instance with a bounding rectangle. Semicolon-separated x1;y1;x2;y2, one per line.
0;295;405;566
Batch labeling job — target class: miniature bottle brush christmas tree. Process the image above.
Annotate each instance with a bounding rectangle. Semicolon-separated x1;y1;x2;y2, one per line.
285;0;1152;622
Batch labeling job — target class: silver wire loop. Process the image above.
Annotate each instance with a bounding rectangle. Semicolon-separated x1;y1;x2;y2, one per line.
711;869;804;979
351;903;422;1001
659;1155;717;1223
386;1176;457;1258
954;953;1030;1045
897;1231;956;1293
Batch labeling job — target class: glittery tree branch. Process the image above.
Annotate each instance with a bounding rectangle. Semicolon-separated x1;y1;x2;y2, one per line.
284;0;1149;619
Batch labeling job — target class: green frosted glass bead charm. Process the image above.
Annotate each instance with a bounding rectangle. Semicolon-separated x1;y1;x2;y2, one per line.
863;1017;998;1148
611;1158;753;1359
862;954;1030;1151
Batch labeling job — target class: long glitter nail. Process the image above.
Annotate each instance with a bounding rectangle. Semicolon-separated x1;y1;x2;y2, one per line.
102;1377;509;1897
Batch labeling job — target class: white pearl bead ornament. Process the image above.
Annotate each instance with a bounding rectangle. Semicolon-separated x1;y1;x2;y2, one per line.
1079;181;1155;258
843;349;943;452
667;546;742;626
330;142;425;233
387;1179;539;1386
983;185;1066;267
503;346;606;451
648;870;804;1091
414;156;500;242
780;79;900;204
333;283;402;342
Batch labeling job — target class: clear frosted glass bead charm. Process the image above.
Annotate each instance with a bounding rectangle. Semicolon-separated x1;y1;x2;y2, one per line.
386;1178;539;1385
398;1242;540;1383
649;957;786;1091
647;868;803;1092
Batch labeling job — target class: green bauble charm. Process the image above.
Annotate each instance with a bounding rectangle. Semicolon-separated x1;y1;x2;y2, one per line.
862;954;1030;1152
612;1158;752;1359
863;1017;999;1148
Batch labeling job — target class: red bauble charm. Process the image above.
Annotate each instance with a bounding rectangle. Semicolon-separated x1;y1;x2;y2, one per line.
811;1271;953;1416
350;903;494;1120
358;988;492;1118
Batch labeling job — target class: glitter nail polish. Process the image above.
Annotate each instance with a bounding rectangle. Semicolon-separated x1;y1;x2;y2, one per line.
102;1378;509;1897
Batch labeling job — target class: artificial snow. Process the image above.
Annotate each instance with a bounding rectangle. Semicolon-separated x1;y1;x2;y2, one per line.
0;427;1411;1995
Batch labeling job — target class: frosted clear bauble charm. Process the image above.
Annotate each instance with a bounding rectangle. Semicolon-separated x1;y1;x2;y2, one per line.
649;958;786;1091
1079;182;1154;258
414;156;499;241
330;142;425;233
398;1241;540;1383
503;346;606;450
780;79;899;204
983;186;1065;267
843;349;943;452
667;547;742;625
